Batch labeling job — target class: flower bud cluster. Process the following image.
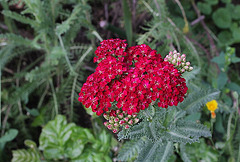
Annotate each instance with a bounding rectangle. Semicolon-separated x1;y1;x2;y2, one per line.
103;109;139;133
164;50;193;73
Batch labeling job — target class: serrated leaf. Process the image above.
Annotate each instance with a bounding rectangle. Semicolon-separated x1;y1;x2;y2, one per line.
181;89;220;114
12;149;40;162
117;138;144;161
137;140;173;162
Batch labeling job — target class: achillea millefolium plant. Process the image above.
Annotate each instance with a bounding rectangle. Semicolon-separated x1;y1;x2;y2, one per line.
78;38;218;161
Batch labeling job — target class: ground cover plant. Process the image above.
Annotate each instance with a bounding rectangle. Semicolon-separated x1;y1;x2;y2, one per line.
0;0;240;161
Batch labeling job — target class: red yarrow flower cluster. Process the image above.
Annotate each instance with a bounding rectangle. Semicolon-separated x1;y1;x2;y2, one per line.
78;38;188;116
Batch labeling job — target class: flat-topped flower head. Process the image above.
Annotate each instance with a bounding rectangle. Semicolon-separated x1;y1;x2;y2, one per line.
78;39;189;118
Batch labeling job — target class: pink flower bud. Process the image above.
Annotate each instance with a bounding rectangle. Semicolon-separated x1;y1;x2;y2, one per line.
134;118;140;123
173;50;177;54
132;114;137;118
114;123;119;127
182;58;186;62
177;57;181;62
172;59;176;64
104;122;108;126
181;69;185;73
118;113;123;119
169;51;173;55
184;66;189;70
125;125;130;129
119;120;125;125
181;54;186;58
164;58;168;62
128;120;133;125
107;124;112;130
114;118;119;122
103;113;109;120
124;117;129;122
116;110;120;114
189;67;193;71
173;54;177;58
186;62;190;66
181;63;185;67
127;115;131;118
112;129;118;133
109;120;114;123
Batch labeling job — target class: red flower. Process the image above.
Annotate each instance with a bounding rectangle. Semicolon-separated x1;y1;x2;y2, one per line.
78;39;188;116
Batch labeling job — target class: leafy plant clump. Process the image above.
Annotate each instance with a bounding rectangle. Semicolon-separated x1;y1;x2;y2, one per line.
11;115;113;162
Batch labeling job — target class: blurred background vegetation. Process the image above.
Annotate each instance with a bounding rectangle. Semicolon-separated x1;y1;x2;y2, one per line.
0;0;240;161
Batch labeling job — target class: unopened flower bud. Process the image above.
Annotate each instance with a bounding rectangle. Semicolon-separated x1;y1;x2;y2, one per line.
107;124;112;130
124;117;129;122
169;51;173;55
119;120;125;125
104;122;108;126
182;58;186;62
173;50;177;54
186;62;190;66
181;69;185;73
128;120;133;125
184;66;189;70
172;59;176;64
177;57;181;62
103;113;109;120
116;110;120;114
114;118;119;122
112;129;118;133
134;118;140;123
125;125;130;129
109;120;114;123
127;115;131;118
173;54;177;59
189;67;193;71
114;123;119;127
181;54;186;58
177;53;180;57
118;113;123;119
132;114;137;118
164;58;168;62
181;63;185;67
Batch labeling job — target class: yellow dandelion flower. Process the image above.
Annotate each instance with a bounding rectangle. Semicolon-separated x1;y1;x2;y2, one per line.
206;100;218;119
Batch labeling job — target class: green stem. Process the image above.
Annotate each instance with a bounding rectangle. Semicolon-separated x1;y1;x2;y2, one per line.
70;75;78;122
49;78;58;115
57;35;75;75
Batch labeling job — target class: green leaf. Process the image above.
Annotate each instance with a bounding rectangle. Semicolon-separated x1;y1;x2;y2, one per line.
0;129;18;144
231;5;240;20
24;140;37;149
217;30;233;45
122;0;133;46
227;82;240;94
25;108;39;116
217;72;228;89
197;2;212;15
185;112;201;121
182;67;200;82
204;0;218;5
181;89;220;114
137;140;173;162
221;0;231;3
12;149;41;162
180;144;192;162
117;138;144;161
212;8;232;29
2;10;37;27
39;115;89;160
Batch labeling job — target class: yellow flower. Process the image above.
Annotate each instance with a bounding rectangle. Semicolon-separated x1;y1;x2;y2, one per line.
206;100;218;119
